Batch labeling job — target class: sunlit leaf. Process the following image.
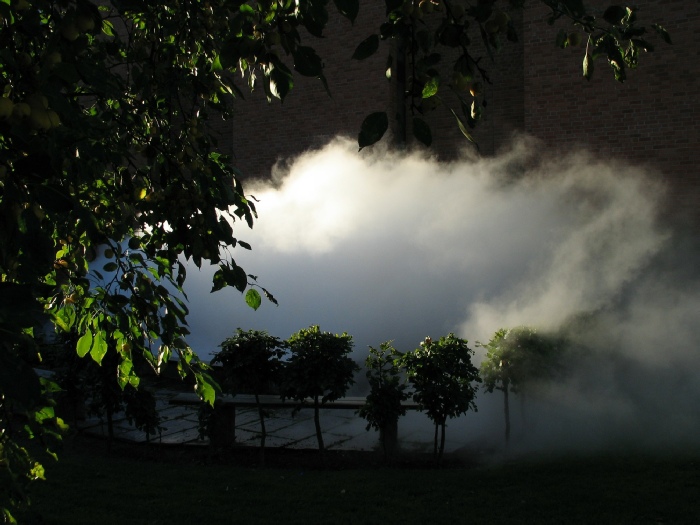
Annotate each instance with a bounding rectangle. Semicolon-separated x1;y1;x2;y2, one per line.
76;331;93;358
245;288;262;310
583;51;593;80
102;19;115;36
195;373;217;406
118;359;134;389
422;76;440;99
449;108;478;147
90;330;108;364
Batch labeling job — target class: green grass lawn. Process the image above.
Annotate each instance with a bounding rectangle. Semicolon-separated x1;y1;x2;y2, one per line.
27;435;700;524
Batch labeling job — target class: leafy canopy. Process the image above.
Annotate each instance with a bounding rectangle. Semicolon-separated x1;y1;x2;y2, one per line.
212;329;287;395
403;334;481;425
282;325;358;404
357;341;410;433
479;326;567;395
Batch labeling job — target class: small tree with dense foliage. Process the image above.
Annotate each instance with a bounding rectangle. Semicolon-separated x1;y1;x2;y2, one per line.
479;326;566;445
211;329;287;463
281;326;358;456
357;341;410;459
402;334;480;466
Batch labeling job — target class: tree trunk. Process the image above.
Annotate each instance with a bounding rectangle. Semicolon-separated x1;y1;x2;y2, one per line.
255;393;266;467
313;395;325;455
503;380;511;446
433;422;438;460
520;392;527;440
379;418;398;460
438;422;446;467
106;406;114;442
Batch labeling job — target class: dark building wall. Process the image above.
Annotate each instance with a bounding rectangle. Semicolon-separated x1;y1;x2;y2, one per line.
211;1;698;220
522;0;700;219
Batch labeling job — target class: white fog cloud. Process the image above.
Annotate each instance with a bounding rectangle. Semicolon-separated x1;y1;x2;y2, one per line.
181;136;700;453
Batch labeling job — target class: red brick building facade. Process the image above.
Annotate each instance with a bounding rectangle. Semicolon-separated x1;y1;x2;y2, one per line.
214;1;699;220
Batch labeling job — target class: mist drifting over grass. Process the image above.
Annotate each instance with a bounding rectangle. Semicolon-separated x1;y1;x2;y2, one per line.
184;137;700;453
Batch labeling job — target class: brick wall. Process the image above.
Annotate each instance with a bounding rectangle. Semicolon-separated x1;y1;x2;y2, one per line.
521;0;700;221
212;1;699;220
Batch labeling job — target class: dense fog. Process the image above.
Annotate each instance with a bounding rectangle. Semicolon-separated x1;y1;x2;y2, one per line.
182;136;700;453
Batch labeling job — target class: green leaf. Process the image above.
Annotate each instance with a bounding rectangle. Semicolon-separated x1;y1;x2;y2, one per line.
631;38;654;53
603;6;627;26
211;268;226;293
118;358;133;390
555;29;568;49
54;306;76;332
412;117;432;147
157;345;172;374
90;330;108;364
652;24;673;45
449;108;478;147
267;61;294;101
239;4;255;15
293;46;323;77
262;287;278;306
583;51;593;80
102;19;115;36
471;100;482;121
195;373;217;406
422;76;440;98
245;288;262;310
358;111;388;150
333;0;359;23
352;34;379;60
103;262;118;272
230;264;248;292
76;331;93;358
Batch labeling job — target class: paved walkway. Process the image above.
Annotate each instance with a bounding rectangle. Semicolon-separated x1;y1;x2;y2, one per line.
76;389;465;454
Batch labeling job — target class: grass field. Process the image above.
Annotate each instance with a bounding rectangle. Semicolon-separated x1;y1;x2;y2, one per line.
26;434;700;524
